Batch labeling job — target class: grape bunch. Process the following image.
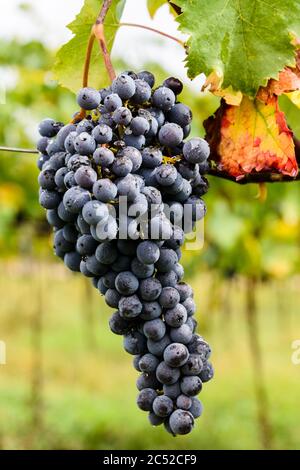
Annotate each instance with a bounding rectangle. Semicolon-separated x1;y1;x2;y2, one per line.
37;70;213;435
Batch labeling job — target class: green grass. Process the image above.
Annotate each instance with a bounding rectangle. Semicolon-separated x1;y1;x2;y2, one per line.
0;261;299;450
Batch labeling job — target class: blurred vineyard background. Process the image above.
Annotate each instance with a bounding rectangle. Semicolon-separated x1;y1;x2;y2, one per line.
1;3;300;450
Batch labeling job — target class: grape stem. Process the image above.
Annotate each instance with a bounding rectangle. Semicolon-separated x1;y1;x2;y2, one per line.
118;22;186;48
93;0;116;82
72;0;115;123
73;32;96;122
83;33;96;88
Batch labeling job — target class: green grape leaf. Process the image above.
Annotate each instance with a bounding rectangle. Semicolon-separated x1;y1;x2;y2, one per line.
173;0;300;97
147;0;167;17
53;0;125;93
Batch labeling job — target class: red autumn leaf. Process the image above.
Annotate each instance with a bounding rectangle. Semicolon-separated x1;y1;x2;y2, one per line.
204;95;298;180
257;52;300;102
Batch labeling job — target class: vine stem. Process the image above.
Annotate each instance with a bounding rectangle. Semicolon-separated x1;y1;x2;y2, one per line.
118;22;185;48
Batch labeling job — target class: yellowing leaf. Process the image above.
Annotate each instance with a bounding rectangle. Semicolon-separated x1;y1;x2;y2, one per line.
205;96;298;180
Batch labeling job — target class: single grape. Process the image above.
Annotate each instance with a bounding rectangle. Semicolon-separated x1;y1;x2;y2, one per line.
77;87;101;110
164;303;187;327
140;301;162;321
169;409;194;435
93;147;115;167
167;103;192;127
95;241;118;264
158;123;183;147
136;241;160;265
163;77;183;96
130;116;150;136
64;251;81;272
152;87;175;111
119;294;143;318
124;133;145;150
156;248;178;273
137;388;157;412
163;382;181;400
142;147;163;168
74;166;97;189
112;74;136;100
85;255;108;276
112;156;133;177
183;137;210;164
156;361;180;385
139;353;160;374
131;258;155;279
39;189;61;209
62;223;78;243
131;79;152;104
103;93;122;112
155;164;178;187
38;118;63;138
82;200;109;225
74;132;96;155
115;271;139;295
137;71;155;88
136;373;161;391
152;395;173;417
120;146;142;172
93;178;118;202
76;119;94;134
37;137;50;156
176;395;192;411
143;318;166;341
123;331;147;355
158;287;180;309
147;335;171;357
170;324;193;344
199;362;214;383
38;168;56;190
181;354;203;376
92;124;113;144
46;209;64;229
163;343;189;368
182;297;196;316
180;376;202;396
139;277;162;301
105;289;121;309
